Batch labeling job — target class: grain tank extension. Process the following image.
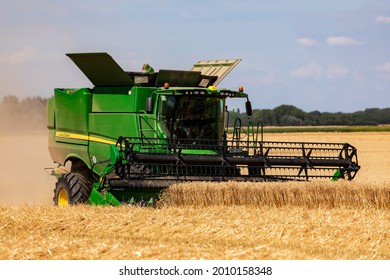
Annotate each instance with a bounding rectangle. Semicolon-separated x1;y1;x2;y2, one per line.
47;53;360;206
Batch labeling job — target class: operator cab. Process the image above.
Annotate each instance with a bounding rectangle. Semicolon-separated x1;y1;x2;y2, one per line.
157;95;224;141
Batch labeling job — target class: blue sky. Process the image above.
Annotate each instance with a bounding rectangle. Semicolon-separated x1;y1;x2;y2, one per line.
0;0;389;112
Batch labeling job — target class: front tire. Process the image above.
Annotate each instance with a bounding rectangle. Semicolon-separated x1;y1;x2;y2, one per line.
53;173;92;206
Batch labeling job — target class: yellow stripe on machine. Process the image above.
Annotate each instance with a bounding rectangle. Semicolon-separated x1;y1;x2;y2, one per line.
55;131;116;145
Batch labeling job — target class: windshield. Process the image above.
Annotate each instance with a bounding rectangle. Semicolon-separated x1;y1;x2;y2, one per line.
157;95;224;140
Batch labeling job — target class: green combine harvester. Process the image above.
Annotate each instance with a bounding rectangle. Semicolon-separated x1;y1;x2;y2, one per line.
47;53;360;206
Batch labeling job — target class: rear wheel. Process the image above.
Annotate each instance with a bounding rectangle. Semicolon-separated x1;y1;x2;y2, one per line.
53;173;92;206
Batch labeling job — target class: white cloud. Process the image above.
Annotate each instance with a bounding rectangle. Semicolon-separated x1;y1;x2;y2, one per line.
254;69;280;85
0;47;37;64
327;64;349;79
376;62;390;73
290;63;349;80
375;16;390;23
326;36;363;46
295;37;318;47
290;63;324;79
376;62;390;80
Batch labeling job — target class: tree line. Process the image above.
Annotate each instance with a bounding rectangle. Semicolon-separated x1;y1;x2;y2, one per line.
0;95;47;132
231;104;390;126
0;96;389;132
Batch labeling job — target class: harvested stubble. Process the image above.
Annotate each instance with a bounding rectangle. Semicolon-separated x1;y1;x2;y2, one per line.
1;205;389;260
159;181;390;209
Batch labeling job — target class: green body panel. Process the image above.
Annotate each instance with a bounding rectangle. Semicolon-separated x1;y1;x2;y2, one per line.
92;92;133;112
47;98;55;129
92;87;156;112
88;113;138;173
54;88;91;135
48;89;91;166
47;86;160;171
48;129;91;166
89;188;121;206
129;87;157;112
89;113;139;138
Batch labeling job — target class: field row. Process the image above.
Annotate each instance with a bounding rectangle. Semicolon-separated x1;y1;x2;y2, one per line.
1;204;389;260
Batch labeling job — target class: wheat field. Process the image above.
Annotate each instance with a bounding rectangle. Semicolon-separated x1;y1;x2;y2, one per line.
0;132;389;260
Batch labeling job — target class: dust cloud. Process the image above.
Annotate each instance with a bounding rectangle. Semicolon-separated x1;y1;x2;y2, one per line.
0;127;55;206
0;96;54;205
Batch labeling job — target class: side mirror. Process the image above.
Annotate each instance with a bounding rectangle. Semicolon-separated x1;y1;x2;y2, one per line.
245;100;252;116
146;97;154;113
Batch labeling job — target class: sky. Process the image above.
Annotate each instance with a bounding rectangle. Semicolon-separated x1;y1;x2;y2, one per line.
0;0;389;113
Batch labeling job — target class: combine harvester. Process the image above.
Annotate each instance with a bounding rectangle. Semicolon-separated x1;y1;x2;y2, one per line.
47;53;360;206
